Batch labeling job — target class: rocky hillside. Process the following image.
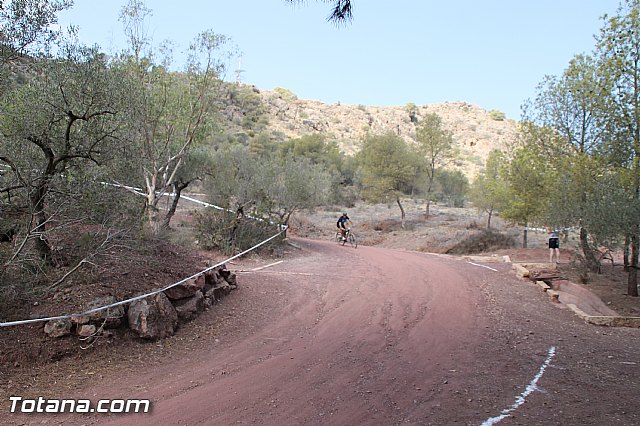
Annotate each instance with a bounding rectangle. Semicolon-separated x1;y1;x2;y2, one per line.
257;89;519;178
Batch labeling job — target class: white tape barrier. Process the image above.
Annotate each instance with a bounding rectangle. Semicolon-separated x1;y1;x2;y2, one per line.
105;182;275;225
0;230;284;328
104;182;223;209
525;227;574;232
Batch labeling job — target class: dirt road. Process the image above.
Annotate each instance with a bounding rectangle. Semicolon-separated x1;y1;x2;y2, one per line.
6;238;640;425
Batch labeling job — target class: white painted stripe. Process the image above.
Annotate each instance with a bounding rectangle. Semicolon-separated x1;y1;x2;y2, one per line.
468;262;499;272
250;260;284;271
481;346;557;426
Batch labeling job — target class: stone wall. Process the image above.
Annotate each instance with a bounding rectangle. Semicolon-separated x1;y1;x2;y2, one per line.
43;265;237;341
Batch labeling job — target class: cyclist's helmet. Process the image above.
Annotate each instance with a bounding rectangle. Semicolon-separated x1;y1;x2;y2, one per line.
342;212;347;216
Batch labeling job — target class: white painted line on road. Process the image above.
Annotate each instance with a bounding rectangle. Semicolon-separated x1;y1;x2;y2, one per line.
251;261;284;271
468;262;499;272
236;271;317;276
481;346;557;426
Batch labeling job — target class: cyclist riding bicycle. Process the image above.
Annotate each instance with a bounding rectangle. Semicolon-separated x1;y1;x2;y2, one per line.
336;212;352;241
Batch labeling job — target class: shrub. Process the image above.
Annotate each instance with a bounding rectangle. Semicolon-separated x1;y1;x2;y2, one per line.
445;229;515;254
273;87;297;101
195;209;281;255
489;109;506;121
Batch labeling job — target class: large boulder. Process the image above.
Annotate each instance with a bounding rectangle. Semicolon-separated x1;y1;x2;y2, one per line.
127;293;178;340
164;275;205;300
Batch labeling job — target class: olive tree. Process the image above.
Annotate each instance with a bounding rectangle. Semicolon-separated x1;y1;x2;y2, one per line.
116;0;232;234
415;113;456;217
469;149;508;229
259;154;332;229
522;54;606;271
594;0;640;295
0;0;72;62
357;133;420;228
0;43;128;265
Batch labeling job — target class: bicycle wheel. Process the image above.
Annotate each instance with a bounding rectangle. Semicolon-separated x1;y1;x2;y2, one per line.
348;233;357;248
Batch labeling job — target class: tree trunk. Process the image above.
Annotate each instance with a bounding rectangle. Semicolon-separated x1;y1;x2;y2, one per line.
145;202;161;235
624;234;630;272
29;184;54;265
628;230;639;297
580;226;600;273
144;180;163;235
425;185;432;218
396;197;406;229
486;208;493;230
161;182;189;230
522;226;527;249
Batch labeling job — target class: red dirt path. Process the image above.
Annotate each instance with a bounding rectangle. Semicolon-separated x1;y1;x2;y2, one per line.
3;238;640;425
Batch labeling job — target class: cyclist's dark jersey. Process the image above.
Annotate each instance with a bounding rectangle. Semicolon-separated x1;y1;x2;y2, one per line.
337;215;350;228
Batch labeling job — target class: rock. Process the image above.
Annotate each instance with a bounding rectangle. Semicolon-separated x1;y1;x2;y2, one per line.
77;324;96;337
205;282;232;301
71;315;91;326
219;269;237;286
44;318;72;338
164;275;205;300
127;293;178;340
173;291;204;322
203;297;213;309
204;267;225;291
85;296;125;328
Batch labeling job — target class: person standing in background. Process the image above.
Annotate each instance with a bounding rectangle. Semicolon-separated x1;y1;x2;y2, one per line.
549;228;560;263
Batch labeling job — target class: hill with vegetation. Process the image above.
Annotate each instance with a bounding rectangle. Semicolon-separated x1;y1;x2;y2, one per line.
223;85;519;179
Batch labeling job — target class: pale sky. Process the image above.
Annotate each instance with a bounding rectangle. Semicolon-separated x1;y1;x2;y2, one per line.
58;0;621;120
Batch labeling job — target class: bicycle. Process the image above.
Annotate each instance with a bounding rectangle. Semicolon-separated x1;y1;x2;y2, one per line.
335;228;357;248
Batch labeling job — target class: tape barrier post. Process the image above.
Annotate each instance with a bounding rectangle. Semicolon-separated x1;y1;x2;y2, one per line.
0;230;285;328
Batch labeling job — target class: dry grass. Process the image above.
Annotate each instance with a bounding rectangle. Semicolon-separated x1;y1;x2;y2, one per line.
292;198;516;253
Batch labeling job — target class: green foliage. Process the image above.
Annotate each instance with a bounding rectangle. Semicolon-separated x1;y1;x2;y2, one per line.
415;112;457;215
405;102;418;123
278;134;339;166
470;149;509;227
520;1;640;285
0;43;135;266
248;132;277;156
204;145;332;226
115;1;233;233
500;145;550;226
194;209;278;255
225;83;269;131
273;86;297;101
435;169;469;208
356;133;420;202
446;229;516;254
277;134;358;204
488;109;506;121
0;0;73;59
259;154;332;224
